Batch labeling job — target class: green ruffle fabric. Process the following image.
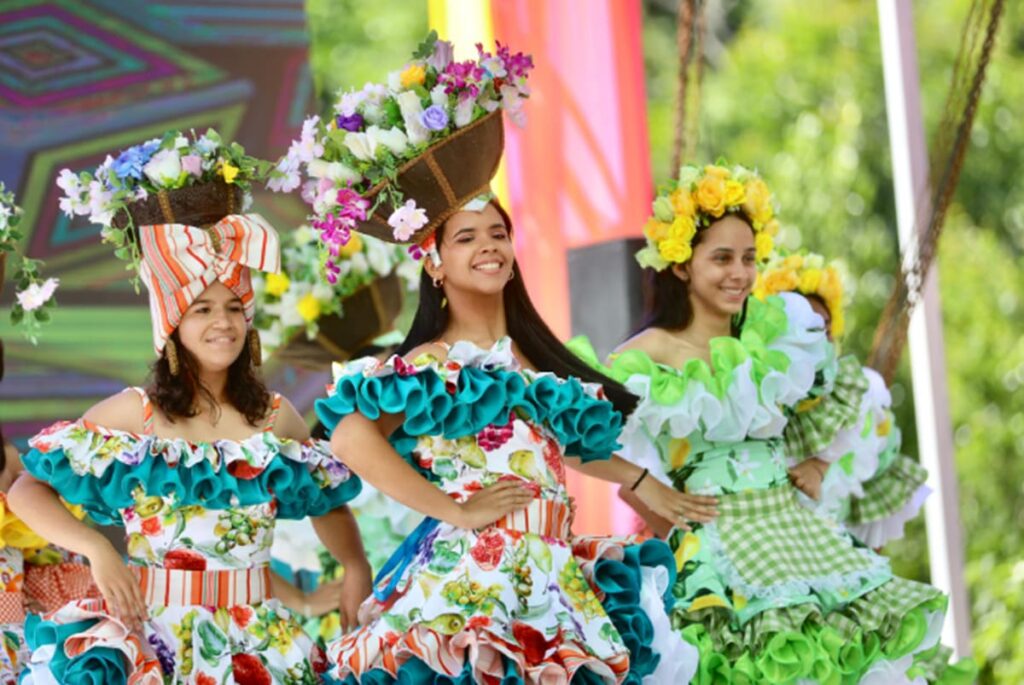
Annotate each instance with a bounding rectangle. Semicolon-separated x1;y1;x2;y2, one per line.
315;359;623;464
784;354;869;459
22;424;360;526
676;584;949;684
572;296;792;407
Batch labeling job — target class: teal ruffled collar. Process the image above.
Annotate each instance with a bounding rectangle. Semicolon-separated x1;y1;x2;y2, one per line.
316;338;622;464
23;421;360;525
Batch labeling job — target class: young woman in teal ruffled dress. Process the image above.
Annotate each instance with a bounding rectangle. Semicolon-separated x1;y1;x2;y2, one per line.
317;198;707;684
586;163;974;684
8;191;370;684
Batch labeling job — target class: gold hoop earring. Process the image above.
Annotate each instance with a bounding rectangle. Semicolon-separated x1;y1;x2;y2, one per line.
432;277;444;289
165;338;180;376
248;329;262;367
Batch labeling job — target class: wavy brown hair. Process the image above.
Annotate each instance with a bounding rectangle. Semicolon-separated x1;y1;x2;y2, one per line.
146;329;271;426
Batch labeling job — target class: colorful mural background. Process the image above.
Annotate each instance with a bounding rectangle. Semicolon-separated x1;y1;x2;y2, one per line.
0;0;323;440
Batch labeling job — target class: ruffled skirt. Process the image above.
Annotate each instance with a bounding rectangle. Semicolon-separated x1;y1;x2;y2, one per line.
669;486;975;684
324;509;697;684
20;596;325;684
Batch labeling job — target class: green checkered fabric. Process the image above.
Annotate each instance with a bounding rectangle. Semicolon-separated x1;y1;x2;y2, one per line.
718;486;879;588
849;454;929;524
784;355;869;458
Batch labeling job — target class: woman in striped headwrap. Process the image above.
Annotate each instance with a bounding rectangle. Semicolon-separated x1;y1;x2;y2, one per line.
8;151;371;684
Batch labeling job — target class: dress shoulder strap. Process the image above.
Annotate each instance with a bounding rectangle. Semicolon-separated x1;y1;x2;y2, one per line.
127;387;156;435
264;393;283;432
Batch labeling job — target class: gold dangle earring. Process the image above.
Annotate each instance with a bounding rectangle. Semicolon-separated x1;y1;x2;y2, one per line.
165;338;180;376
248;329;262;367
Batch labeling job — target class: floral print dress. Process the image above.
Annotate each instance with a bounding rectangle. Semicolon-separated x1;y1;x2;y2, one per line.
315;340;698;685
0;493;47;684
19;389;361;685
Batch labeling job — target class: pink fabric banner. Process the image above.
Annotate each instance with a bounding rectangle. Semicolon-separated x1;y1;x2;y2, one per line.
491;0;654;535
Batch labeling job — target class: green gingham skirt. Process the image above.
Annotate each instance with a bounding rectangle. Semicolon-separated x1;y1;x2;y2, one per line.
668;484;960;682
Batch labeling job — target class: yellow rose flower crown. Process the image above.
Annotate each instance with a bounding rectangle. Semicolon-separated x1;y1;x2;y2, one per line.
635;163;779;272
754;251;846;337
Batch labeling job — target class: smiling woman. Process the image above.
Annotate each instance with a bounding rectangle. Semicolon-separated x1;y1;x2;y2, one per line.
5;133;371;685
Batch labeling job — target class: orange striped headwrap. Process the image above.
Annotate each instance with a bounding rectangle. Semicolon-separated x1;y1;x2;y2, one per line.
138;214;281;354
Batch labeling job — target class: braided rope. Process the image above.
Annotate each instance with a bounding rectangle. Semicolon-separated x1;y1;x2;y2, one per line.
869;0;1005;381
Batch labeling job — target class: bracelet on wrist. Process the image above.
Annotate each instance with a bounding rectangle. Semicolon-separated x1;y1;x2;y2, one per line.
630;468;649;491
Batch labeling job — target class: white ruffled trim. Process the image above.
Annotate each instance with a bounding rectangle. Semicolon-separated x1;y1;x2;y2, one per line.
848;484;932;548
638;565;698;685
696;517;892;603
617;295;831;461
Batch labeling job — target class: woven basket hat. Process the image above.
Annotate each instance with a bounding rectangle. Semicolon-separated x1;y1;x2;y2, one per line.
114;180;244;231
355;109;505;245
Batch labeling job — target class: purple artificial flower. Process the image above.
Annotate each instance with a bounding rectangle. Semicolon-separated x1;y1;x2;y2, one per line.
427;39;454;71
336;112;365;132
419;104;449;132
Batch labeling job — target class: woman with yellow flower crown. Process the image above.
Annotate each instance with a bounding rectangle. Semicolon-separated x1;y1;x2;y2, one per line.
571;163;975;683
6;130;371;685
754;253;933;549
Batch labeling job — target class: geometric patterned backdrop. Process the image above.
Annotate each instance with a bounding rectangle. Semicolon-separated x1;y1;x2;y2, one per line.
0;0;322;444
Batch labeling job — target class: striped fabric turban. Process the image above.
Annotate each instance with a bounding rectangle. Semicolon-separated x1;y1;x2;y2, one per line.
138;214;281;354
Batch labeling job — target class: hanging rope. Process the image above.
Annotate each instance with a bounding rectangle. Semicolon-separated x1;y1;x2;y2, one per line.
868;0;1005;382
670;0;704;175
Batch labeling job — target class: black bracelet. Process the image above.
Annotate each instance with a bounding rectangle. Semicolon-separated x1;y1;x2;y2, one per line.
630;468;649;491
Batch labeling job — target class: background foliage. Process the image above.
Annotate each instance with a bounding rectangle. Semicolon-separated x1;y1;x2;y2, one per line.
306;0;1023;680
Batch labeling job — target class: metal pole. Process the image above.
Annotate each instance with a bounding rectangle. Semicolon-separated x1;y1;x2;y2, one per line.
877;0;971;655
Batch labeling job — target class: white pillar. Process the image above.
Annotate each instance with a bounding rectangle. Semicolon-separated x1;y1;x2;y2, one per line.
877;0;971;655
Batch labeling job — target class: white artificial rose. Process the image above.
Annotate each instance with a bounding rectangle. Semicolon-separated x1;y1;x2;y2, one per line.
387;70;403;92
454;96;476;128
343;131;377;162
396;91;430;145
430;84;449;107
326;161;361;184
306;159;329;178
143;149;183;186
369;126;409;156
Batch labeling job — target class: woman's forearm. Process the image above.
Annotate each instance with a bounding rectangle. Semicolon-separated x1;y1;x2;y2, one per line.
311;506;369;572
7;473;112;559
331;413;465;526
564;454;644;487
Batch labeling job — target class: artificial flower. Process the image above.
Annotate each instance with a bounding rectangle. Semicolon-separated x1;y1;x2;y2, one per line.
142;149;183;187
220;162;240;184
265;273;291;298
296;293;321;323
16;278;59;312
400;63;427;88
387;200;429;241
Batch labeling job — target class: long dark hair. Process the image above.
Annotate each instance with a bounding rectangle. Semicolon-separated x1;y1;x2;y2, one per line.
397;201;638;417
637;219;751;337
147;329;271;426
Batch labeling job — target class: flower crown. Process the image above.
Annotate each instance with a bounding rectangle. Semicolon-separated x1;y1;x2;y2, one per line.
56;129;270;277
635;163;779;271
1;182;57;343
754;251;846;336
269;32;533;280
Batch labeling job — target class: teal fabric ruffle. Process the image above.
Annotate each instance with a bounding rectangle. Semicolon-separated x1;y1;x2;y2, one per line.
23;612;130;685
22;428;361;526
315;364;622;464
